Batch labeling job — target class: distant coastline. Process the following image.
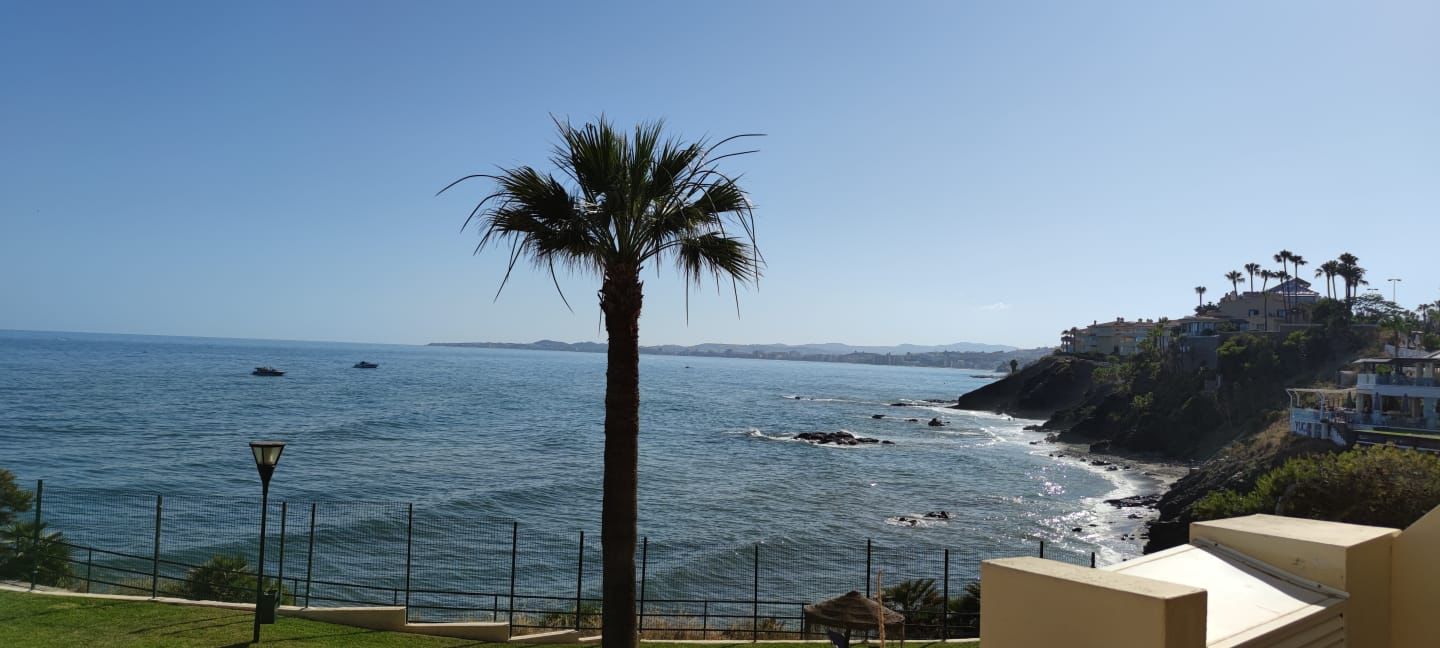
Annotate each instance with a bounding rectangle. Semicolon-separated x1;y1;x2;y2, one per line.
429;339;1052;371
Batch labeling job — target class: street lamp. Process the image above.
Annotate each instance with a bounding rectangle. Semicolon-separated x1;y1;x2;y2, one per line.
1387;278;1402;303
249;440;286;643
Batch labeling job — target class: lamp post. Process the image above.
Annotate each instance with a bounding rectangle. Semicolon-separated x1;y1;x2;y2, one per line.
250;441;286;644
1388;278;1402;303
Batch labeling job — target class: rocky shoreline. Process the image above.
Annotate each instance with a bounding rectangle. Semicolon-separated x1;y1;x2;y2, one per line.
951;353;1340;555
1038;441;1190;551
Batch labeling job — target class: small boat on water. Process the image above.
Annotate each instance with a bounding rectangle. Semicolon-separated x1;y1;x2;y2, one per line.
353;361;379;369
252;366;285;377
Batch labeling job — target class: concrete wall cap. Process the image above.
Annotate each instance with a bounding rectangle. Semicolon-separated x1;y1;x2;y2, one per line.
983;557;1205;600
1194;514;1399;547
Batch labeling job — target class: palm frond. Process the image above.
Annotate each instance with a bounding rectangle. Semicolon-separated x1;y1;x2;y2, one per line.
443;116;762;316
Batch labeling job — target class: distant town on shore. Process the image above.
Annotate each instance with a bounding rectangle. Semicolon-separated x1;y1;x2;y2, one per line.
429;339;1051;371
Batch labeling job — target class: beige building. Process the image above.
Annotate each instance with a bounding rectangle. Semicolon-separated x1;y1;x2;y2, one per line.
1067;317;1164;356
1215;278;1321;332
983;504;1440;647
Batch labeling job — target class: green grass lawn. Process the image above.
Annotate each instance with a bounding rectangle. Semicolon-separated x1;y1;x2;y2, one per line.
0;589;974;647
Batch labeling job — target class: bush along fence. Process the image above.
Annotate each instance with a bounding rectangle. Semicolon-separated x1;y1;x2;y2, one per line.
4;481;1101;640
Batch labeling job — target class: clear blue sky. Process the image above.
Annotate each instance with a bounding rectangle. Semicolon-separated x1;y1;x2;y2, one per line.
2;1;1436;348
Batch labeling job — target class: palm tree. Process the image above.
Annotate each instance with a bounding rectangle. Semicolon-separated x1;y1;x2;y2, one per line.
1225;270;1244;296
1259;269;1276;331
1341;265;1368;303
441;118;761;648
1337;253;1362;302
1243;262;1261;293
1315;261;1340;299
1291;255;1308;320
883;578;945;629
1418;303;1437;333
1195;285;1207;307
1274;250;1293;320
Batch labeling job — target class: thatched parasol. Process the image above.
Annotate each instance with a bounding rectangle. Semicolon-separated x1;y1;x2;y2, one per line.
803;590;905;631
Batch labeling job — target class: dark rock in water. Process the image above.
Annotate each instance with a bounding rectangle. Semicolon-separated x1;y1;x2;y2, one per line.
1128;513;1143;519
1029;440;1039;445
1089;441;1112;453
927;418;945;427
1045;433;1060;442
1072;527;1083;533
1106;466;1119;471
795;430;887;446
1090;459;1112;466
1023;424;1042;431
871;414;884;419
924;399;948;403
923;511;950;520
890;402;908;407
881;440;895;445
1103;494;1162;509
906;418;919;423
791;396;803;400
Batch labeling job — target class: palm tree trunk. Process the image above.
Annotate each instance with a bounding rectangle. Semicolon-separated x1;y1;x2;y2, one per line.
600;265;643;648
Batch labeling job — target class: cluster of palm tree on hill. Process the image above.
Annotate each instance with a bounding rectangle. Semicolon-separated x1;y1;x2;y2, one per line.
1211;251;1370;328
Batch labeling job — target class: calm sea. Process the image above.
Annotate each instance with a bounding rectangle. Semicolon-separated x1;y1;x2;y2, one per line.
0;329;1149;603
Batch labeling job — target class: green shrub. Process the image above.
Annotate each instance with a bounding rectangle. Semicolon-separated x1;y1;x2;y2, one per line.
0;521;73;587
1193;445;1440;528
0;469;33;526
537;602;602;630
162;554;257;602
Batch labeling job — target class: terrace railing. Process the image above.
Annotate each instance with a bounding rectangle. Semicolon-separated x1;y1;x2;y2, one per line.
8;481;1103;640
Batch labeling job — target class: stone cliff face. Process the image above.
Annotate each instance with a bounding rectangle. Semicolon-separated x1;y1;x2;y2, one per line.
951;355;1106;420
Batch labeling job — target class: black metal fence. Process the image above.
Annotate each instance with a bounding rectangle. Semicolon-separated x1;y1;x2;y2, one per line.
10;480;1099;640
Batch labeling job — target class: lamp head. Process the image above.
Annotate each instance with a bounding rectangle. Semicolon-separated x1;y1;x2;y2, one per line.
249;441;286;482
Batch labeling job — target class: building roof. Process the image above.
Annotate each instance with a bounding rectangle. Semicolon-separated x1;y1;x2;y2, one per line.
1083;318;1160;330
1354;355;1440;366
1105;539;1347;647
1268;278;1319;297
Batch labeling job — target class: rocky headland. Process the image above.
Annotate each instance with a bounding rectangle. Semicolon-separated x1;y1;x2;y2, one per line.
952;341;1353;554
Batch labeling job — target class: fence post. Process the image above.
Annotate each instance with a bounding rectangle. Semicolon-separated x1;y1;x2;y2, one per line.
304;502;316;608
942;548;950;641
277;501;287;597
638;536;648;635
28;480;42;590
864;538;872;597
1038;539;1045;559
85;548;93;594
701;600;708;638
150;494;162;598
574;530;584;632
404;503;414;618
508;521;518;626
1091;551;1097;568
752;542;759;642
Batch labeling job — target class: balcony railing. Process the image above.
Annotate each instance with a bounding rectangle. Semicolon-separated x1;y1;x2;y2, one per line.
1290;407;1440;432
1358;374;1439;388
